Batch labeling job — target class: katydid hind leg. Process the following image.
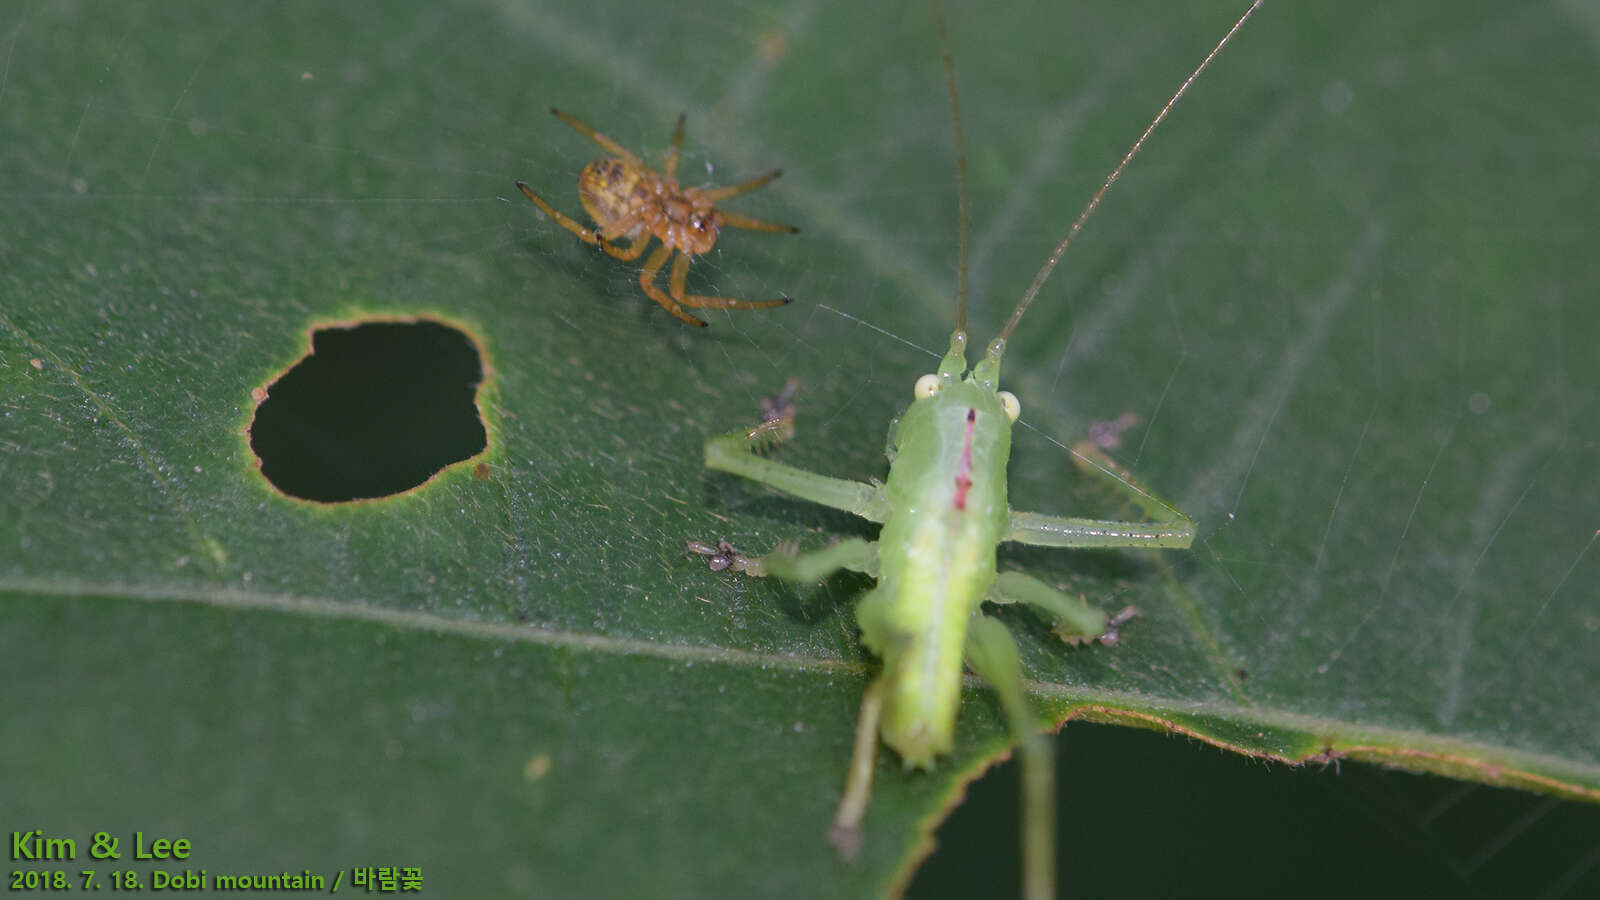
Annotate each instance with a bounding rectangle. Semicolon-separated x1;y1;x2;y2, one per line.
965;615;1055;900
761;537;879;582
1071;440;1197;535
988;569;1143;646
1004;508;1195;550
1004;432;1195;551
828;677;887;860
687;537;878;581
704;428;891;523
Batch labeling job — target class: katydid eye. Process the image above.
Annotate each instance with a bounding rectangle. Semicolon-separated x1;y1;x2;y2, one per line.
998;391;1021;422
914;374;941;399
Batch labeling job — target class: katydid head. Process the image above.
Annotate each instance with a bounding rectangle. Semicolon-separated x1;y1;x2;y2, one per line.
913;329;1020;423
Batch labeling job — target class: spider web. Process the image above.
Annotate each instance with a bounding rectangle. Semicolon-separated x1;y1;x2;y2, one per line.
1;0;1597;896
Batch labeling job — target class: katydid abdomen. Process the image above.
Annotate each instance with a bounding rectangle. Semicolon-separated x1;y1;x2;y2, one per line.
862;373;1013;767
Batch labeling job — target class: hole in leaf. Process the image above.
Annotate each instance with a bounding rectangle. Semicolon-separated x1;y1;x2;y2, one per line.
249;319;488;503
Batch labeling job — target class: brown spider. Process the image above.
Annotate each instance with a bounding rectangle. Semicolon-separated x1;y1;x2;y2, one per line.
517;108;798;328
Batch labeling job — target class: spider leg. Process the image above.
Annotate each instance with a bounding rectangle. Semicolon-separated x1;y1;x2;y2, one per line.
638;246;709;328
550;107;641;164
516;181;640;257
665;112;686;179
516;181;602;242
602;232;653;262
703;169;783;202
720;210;800;234
668;251;791;313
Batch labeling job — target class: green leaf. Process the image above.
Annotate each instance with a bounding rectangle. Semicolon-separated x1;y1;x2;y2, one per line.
4;0;1597;897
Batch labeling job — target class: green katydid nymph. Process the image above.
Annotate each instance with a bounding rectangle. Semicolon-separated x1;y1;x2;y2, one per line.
689;2;1263;896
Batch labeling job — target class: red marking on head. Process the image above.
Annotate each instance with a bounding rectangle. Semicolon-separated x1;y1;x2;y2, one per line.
953;408;976;511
